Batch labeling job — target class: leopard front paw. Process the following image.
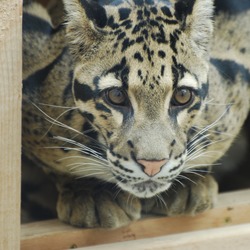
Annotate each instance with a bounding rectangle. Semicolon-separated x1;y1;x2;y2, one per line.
142;174;218;216
57;186;141;228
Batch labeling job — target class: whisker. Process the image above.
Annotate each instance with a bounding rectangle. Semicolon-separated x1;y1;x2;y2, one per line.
44;107;78;139
188;106;231;146
173;178;186;188
32;102;107;151
188;131;211;146
53;136;105;155
186;150;220;162
192;126;233;138
204;98;235;106
67;161;107;167
126;193;133;210
31;102;82;135
75;172;107;179
184;163;220;169
38;103;75;109
178;174;197;185
187;134;211;154
59;155;109;166
156;193;167;209
107;177;116;184
44;146;108;162
183;170;205;179
71;169;106;174
68;163;107;171
187;138;227;162
112;188;122;200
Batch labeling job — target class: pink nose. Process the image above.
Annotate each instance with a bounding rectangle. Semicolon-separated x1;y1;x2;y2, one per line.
137;159;168;177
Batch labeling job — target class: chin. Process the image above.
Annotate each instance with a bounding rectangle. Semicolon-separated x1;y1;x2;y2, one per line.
118;180;172;198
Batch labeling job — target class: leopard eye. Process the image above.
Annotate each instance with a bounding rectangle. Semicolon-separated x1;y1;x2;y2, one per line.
171;87;193;106
105;88;127;106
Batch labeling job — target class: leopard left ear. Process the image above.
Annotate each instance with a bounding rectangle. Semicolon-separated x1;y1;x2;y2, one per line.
63;0;108;60
175;0;214;58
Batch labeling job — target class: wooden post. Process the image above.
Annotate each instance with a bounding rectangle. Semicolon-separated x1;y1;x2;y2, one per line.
0;1;22;249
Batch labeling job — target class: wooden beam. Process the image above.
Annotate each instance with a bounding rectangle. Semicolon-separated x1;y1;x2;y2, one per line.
79;223;250;250
21;189;250;250
0;1;22;250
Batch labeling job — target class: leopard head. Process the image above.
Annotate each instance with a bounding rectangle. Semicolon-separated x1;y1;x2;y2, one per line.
63;0;214;198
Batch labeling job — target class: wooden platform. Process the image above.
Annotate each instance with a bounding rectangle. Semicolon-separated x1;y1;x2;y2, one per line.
21;189;250;250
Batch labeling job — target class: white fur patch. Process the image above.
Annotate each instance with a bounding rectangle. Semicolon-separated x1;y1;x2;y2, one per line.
98;74;122;90
178;73;198;89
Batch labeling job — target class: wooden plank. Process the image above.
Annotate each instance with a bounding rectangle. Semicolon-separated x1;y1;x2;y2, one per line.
0;1;22;250
79;223;250;250
21;189;250;250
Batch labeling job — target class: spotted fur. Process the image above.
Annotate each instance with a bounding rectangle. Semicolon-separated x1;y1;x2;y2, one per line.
22;0;250;227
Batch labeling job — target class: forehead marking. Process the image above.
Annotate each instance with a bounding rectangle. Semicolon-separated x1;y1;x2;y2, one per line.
108;2;180;56
134;52;144;62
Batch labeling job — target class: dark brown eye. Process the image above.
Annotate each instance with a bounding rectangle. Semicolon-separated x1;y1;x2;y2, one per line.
171;88;193;106
105;88;127;106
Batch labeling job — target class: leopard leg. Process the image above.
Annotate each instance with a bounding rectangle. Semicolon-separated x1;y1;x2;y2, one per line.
142;174;218;216
55;176;141;228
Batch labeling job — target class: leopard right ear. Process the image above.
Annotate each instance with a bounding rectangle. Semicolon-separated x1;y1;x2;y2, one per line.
174;0;214;59
63;0;108;60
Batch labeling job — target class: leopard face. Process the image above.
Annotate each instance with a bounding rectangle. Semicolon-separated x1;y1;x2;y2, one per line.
64;0;213;198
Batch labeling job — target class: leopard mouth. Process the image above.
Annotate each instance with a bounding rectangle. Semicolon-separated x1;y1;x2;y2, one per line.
119;180;172;198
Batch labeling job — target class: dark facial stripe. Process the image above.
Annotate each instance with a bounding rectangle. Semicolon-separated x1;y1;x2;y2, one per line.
171;65;179;89
107;57;127;74
82;122;98;140
171;56;187;88
169;163;182;173
187;102;201;113
95;103;111;113
106;58;130;89
81;112;94;123
170;30;181;54
111;160;134;173
200;83;209;100
114;175;128;184
74;80;95;102
121;66;130;89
